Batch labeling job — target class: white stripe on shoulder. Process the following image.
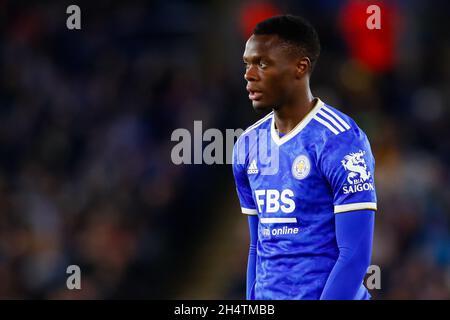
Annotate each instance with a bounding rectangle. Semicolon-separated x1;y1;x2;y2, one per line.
243;111;273;134
313;114;340;135
321;106;351;130
236;111;273;143
317;110;346;132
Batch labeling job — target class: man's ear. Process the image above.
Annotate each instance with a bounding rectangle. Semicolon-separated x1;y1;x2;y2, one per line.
296;57;311;78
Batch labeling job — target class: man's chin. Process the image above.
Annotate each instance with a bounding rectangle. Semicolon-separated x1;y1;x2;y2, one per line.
252;100;272;112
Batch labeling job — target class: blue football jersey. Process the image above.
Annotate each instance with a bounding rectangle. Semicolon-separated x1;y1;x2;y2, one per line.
232;98;377;300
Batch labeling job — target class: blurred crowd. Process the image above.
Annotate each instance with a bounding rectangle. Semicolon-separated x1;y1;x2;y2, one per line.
0;0;449;299
0;0;235;298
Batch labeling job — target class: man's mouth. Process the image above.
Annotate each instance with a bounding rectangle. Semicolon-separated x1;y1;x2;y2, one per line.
249;91;263;101
247;87;263;101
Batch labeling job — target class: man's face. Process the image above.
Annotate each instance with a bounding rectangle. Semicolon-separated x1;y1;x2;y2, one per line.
243;34;299;111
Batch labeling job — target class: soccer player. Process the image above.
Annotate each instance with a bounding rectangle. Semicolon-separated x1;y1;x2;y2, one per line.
232;15;377;300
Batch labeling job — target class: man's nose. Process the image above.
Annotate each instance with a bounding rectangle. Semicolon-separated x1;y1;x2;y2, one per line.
244;65;258;81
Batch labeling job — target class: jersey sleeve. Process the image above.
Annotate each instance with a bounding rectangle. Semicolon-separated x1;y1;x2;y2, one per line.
232;140;257;215
319;127;377;214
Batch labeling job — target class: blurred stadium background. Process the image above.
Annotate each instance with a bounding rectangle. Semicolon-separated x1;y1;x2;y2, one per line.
0;0;449;299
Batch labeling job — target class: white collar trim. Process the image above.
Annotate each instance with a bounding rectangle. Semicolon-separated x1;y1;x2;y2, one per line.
270;98;324;146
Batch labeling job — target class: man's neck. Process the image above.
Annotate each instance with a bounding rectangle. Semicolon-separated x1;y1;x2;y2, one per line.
273;90;316;135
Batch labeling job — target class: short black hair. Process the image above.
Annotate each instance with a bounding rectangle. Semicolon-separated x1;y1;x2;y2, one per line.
253;15;321;72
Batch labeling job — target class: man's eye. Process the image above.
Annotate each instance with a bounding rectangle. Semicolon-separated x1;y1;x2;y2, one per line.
259;62;267;68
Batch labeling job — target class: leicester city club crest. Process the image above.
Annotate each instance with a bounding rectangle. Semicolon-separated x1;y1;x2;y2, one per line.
292;155;310;180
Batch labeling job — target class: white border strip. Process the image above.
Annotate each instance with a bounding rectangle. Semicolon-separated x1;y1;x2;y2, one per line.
270;99;324;146
313;115;340;135
322;105;351;130
242;207;258;215
317;110;345;132
236;111;274;144
260;217;298;224
334;202;377;213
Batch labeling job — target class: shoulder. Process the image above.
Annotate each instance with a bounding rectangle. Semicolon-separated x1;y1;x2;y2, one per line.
310;102;374;164
312;102;368;144
234;111;273;147
312;102;357;137
232;111;273;167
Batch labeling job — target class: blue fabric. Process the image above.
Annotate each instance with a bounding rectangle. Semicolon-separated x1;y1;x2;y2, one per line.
320;210;374;300
232;100;377;299
233;101;377;300
247;215;258;300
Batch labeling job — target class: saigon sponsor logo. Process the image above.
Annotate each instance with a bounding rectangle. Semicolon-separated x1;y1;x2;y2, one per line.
341;150;374;194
